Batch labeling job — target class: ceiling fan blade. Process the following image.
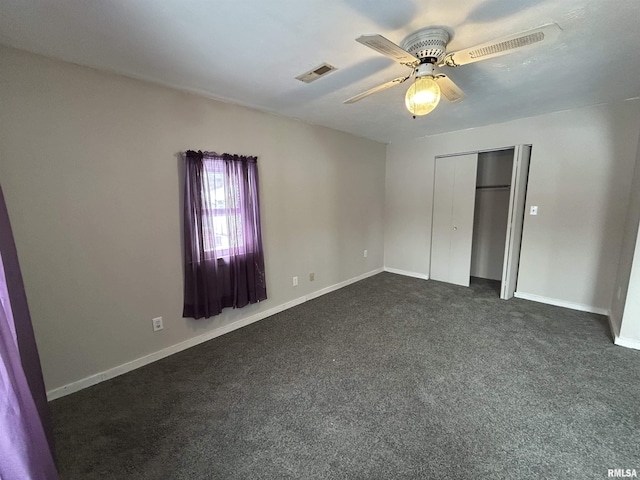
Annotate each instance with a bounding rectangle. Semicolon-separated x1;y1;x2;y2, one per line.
434;74;466;103
444;23;562;67
344;75;411;104
356;34;419;66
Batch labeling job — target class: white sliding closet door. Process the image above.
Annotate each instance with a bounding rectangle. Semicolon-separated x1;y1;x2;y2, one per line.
500;145;532;299
431;153;479;286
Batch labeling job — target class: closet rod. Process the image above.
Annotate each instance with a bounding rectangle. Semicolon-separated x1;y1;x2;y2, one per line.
476;185;511;191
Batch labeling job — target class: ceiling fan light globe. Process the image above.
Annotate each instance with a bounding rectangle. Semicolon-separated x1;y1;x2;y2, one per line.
405;76;441;116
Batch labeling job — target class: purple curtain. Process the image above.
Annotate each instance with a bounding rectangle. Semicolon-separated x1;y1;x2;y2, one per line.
0;185;59;479
183;151;267;319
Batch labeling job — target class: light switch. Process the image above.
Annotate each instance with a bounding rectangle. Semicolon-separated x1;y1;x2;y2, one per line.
530;206;538;215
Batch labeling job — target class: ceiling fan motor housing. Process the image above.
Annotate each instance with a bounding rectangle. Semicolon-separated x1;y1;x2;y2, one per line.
401;27;450;64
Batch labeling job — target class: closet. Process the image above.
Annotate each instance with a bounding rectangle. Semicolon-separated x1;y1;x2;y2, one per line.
471;149;514;282
430;145;531;299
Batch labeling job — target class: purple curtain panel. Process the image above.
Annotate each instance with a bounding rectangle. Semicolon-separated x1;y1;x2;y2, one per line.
0;185;59;479
183;151;267;318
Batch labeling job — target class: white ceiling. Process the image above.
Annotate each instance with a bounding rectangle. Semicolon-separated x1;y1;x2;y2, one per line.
1;0;640;143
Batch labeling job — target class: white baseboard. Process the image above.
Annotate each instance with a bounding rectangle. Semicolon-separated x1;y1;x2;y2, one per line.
305;268;383;301
383;267;429;280
608;312;640;350
46;267;384;401
614;335;640;350
513;292;608;316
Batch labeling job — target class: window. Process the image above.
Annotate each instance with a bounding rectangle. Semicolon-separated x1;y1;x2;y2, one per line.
199;163;245;257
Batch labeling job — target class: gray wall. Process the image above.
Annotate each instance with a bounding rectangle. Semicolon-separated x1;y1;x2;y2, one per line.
0;46;387;392
385;99;640;311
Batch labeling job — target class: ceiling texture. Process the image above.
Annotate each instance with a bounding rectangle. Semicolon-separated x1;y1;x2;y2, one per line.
1;0;640;143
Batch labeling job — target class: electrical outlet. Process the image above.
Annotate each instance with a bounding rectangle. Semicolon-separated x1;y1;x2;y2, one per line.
293;276;298;287
152;317;163;332
530;206;538;215
363;250;368;258
309;272;315;281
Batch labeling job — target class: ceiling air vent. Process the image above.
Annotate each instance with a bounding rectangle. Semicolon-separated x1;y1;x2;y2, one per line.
468;32;545;59
295;63;338;83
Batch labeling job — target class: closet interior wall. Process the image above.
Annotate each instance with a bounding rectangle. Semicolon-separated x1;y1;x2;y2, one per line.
470;149;514;281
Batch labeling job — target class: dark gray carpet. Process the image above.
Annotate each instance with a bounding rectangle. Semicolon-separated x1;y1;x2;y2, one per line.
50;273;640;479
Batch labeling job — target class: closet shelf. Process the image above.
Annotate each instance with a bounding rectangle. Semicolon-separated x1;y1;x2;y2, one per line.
476;185;511;191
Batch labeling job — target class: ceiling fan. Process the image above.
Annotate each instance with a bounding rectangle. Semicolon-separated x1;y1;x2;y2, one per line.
345;23;561;117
